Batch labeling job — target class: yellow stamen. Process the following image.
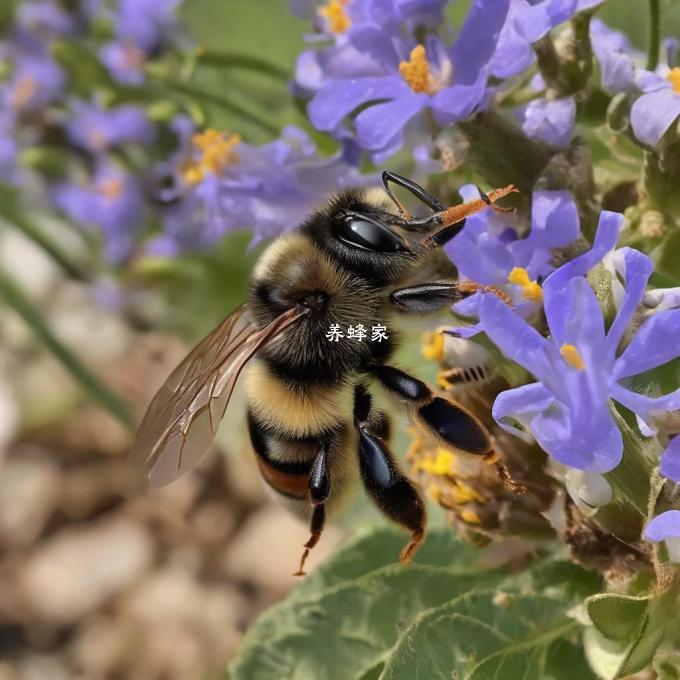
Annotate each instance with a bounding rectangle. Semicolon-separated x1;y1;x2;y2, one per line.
560;343;585;370
419;450;455;476
399;45;431;94
181;129;240;185
667;67;680;94
460;509;482;524
422;330;445;362
97;178;124;200
317;0;351;34
508;267;543;303
12;75;37;110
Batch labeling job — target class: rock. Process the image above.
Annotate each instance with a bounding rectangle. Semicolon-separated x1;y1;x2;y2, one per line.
0;229;59;301
0;454;61;547
73;569;249;679
221;503;345;596
0;375;18;460
20;516;154;625
49;281;131;367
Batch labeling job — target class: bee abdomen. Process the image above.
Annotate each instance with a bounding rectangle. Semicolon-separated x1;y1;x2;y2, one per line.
247;409;312;500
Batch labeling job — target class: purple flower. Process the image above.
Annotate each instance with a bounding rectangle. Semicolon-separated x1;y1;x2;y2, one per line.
148;124;373;255
99;41;148;86
630;67;680;146
590;18;636;93
489;0;535;79
478;214;680;473
100;0;182;85
0;112;19;184
114;0;181;52
644;511;680;562
67;101;155;154
513;0;604;45
2;54;65;113
293;0;449;97
521;95;576;148
14;0;76;46
307;0;510;155
444;187;581;336
52;163;146;263
490;0;604;79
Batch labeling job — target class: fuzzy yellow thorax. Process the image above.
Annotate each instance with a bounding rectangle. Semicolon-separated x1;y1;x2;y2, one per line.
508;267;543;303
318;0;351;34
560;343;585;370
181;129;240;185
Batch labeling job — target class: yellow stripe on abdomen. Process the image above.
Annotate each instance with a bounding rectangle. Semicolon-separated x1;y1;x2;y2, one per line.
244;360;354;438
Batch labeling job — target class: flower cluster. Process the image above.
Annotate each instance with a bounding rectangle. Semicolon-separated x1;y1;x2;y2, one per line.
287;0;680;574
293;0;680;155
5;0;680;586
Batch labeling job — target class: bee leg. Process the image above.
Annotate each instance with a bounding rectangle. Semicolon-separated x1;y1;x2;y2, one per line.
294;442;331;577
372;365;494;458
420;184;518;249
389;282;473;314
354;385;426;564
381;171;444;221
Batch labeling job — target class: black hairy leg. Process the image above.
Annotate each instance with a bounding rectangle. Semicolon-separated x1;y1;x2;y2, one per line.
390;281;472;314
294;441;331;576
381;170;444;222
372;365;492;456
372;365;527;493
353;384;426;564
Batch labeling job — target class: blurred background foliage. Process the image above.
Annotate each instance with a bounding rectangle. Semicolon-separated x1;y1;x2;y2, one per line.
1;0;680;678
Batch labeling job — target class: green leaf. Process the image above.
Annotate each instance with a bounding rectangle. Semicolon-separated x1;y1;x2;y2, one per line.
584;614;664;680
292;525;481;599
0;270;133;429
197;49;288;80
229;563;504;680
382;590;593;680
229;527;601;680
586;593;649;641
155;78;280;135
655;652;680;679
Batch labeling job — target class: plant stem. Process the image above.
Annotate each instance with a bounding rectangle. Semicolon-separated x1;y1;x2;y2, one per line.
0;269;134;429
158;79;280;136
646;0;660;71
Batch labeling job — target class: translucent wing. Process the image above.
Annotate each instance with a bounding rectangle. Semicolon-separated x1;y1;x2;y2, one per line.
130;304;305;487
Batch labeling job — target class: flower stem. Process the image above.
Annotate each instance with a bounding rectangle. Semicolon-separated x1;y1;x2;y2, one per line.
0;269;134;429
646;0;660;71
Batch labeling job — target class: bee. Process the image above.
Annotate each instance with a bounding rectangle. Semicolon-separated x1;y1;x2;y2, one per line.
130;171;516;575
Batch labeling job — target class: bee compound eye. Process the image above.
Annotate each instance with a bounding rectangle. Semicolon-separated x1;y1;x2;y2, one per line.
339;215;406;253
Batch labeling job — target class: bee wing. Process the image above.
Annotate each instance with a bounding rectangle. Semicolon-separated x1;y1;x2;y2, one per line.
129;304;305;487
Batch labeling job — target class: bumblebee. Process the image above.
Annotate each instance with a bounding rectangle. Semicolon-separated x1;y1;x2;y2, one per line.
130;172;516;575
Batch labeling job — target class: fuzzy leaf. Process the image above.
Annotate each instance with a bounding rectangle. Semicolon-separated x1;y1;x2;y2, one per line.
586;593;649;641
229;564;502;680
380;589;595;680
228;528;600;680
583;613;665;680
291;525;480;599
